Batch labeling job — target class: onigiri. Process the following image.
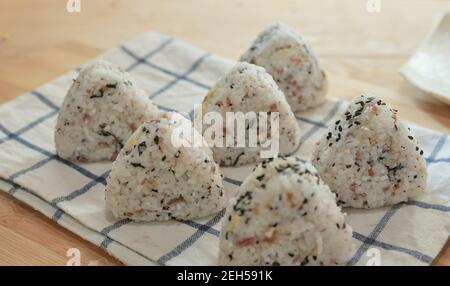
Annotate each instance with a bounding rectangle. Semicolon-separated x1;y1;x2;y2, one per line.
240;22;328;112
219;157;353;266
106;112;226;221
312;95;427;208
55;60;158;162
198;62;301;166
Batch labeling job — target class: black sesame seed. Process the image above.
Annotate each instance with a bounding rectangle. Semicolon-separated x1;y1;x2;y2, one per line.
256;174;265;181
130;162;145;168
106;83;117;88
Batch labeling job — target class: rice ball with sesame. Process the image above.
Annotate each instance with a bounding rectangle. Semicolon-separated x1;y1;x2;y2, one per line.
240;22;328;112
198;62;301;166
55;60;158;162
106;112;226;221
312;95;427;208
219;157;353;266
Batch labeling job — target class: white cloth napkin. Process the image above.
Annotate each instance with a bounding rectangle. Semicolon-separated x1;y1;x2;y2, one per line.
0;31;449;266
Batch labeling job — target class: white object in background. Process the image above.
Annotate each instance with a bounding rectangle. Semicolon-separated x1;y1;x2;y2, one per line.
401;12;450;105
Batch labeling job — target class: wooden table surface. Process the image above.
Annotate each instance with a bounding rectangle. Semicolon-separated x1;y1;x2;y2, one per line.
0;0;449;266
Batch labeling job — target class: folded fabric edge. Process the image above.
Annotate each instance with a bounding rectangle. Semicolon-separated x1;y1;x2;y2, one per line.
0;177;157;266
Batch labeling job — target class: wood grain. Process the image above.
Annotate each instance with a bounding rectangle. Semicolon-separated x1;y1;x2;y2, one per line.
0;0;448;265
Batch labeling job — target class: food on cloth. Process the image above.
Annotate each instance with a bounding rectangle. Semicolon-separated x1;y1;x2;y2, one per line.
312;95;427;208
241;22;328;112
219;157;353;266
55;60;158;162
106;112;226;221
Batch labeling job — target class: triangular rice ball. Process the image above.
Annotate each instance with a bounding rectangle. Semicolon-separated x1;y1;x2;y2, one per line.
198;62;301;166
55;60;158;162
312;95;427;208
106;112;226;221
219;157;353;266
240;22;328;111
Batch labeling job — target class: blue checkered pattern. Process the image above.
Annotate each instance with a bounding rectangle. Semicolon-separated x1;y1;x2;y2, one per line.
0;31;449;265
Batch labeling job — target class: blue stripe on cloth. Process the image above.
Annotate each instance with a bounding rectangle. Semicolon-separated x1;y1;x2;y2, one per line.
30;91;60;111
425;134;449;165
1;177;30;195
157;209;225;265
3;177;65;223
99;236;152;261
352;231;433;264
426;134;447;161
121;46;210;90
348;203;403;265
4;178;22;195
1;176;66;221
56;157;107;185
0;110;58;145
8;185;19;195
149;53;210;99
293;101;343;154
99;218;132;249
0;123;105;184
178;219;220;237
125;37;174;72
0;124;53;156
100;237;114;249
51;170;110;205
406;200;450;212
52;209;65;221
100;218;132;235
426;157;450;164
296;116;328;129
8;156;57;181
223;176;243;186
